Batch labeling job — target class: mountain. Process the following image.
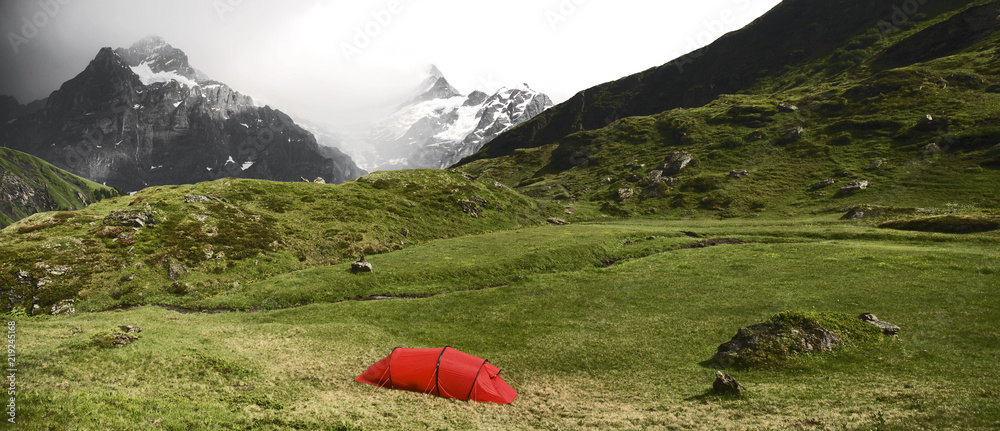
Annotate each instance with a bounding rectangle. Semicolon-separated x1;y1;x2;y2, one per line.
458;0;1000;218
363;66;553;170
0;147;120;228
0;36;366;191
460;0;986;163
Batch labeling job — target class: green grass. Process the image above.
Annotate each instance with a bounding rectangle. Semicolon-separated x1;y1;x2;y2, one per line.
0;169;544;313
8;218;1000;430
459;3;1000;221
0;147;120;229
5;3;1000;429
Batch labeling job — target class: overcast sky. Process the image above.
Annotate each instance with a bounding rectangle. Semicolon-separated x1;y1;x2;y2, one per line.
0;0;782;128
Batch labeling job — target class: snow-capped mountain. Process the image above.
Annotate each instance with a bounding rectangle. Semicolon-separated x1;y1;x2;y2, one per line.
364;66;553;170
114;35;207;83
0;36;365;191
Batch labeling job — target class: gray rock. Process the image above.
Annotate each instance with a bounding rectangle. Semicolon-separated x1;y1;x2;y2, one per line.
300;177;311;182
647;170;663;183
782;126;805;142
313;177;326;184
811;178;837;190
777;102;799;113
184;195;211;203
118;325;142;334
659;151;693;176
104;209;154;227
47;265;71;276
729;169;750;179
924;143;942;154
713;371;746;395
51;299;75;315
839;180;869;194
642;184;662;198
351;256;373;273
866;159;887;170
547;217;569;225
617;188;635;202
842;207;870;220
168;263;188;281
857;313;900;335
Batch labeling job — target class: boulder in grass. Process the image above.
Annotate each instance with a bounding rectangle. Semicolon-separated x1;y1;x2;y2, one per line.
715;314;840;368
713;371;746;396
811;178;837;190
351;256;373;273
857;313;900;335
659;151;694;176
714;311;891;369
838;180;869;194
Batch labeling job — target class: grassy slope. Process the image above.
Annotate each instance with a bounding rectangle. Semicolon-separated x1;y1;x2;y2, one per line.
0;147;119;228
459;2;1000;221
10;219;1000;430
0;170;544;312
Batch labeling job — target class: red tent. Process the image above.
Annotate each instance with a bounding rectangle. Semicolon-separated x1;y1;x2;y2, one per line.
355;347;518;404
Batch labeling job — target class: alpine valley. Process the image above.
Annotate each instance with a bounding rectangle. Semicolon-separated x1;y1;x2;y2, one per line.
3;1;1000;430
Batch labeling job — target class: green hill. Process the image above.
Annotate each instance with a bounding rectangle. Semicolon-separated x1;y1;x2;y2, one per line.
0;147;119;228
458;1;1000;221
0;170;543;313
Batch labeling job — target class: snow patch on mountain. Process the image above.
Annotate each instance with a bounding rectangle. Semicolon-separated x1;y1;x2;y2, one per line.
131;62;199;88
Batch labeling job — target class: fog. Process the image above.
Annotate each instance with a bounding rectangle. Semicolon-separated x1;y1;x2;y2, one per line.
0;0;782;129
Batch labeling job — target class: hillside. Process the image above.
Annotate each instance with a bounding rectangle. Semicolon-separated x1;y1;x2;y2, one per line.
0;147;119;228
460;0;984;162
458;0;1000;220
0;170;543;313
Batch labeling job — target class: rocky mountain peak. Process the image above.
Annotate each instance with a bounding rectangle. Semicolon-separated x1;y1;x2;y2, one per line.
45;47;142;116
114;35;199;81
463;90;488;107
402;76;463;108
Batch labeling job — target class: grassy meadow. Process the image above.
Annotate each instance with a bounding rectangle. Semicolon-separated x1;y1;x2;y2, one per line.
8;217;1000;430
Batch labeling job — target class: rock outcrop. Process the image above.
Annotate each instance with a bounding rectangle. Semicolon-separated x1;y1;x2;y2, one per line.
659;151;693;176
715;313;841;368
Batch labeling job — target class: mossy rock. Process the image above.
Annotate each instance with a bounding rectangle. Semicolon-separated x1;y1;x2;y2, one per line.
714;311;885;369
